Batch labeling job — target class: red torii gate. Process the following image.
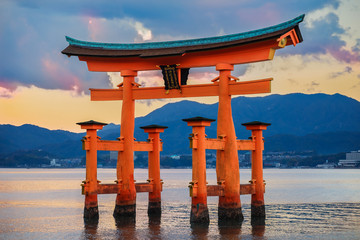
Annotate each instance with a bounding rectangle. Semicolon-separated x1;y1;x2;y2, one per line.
62;14;304;225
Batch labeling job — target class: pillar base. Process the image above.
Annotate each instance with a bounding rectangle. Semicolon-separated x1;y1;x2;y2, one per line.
149;214;161;225
84;206;99;222
251;216;265;227
218;207;244;226
251;204;265;218
115;216;136;227
113;204;136;219
190;203;209;225
148;201;161;216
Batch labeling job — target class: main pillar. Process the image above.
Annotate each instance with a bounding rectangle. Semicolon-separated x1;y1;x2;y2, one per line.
77;120;107;222
140;125;167;217
183;117;215;225
242;121;270;221
114;70;138;220
216;63;243;224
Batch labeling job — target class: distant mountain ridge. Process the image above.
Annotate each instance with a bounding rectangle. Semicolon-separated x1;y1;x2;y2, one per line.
0;124;81;154
134;93;360;136
1;93;359;158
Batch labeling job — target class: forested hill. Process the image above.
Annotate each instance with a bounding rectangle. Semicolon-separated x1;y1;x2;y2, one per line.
1;93;359;160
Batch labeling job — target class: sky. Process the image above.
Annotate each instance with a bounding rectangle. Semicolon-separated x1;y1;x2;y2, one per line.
0;0;359;132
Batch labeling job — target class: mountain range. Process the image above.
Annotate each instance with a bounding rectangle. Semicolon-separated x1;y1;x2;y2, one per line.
1;93;359;159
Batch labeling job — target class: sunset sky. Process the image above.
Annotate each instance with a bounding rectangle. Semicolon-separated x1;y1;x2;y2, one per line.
1;0;359;132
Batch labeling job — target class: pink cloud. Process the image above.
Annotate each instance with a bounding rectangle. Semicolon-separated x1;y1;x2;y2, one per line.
328;47;360;63
0;80;20;98
41;58;83;94
0;79;19;92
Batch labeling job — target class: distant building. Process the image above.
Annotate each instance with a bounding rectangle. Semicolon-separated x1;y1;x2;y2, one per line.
50;159;61;167
316;160;335;169
110;151;118;161
338;150;360;168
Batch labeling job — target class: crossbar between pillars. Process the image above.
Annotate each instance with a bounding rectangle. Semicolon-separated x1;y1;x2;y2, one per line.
184;116;270;225
78;120;167;222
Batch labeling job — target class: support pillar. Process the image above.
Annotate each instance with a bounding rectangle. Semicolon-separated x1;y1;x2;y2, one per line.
242;121;270;220
215;63;243;224
183;117;215;225
77;120;107;222
140;125;167;217
114;70;138;220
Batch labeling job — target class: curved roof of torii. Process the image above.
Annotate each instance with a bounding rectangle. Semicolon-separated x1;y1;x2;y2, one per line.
62;14;304;59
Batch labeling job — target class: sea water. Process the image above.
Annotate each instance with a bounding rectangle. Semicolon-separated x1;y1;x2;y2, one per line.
0;168;359;239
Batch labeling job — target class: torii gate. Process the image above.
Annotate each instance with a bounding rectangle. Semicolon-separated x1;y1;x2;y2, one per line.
62;14;304;225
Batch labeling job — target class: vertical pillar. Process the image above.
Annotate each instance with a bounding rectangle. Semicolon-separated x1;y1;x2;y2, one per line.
242;121;270;220
216;63;243;224
114;70;138;220
140;125;168;217
77;120;107;221
183;117;215;225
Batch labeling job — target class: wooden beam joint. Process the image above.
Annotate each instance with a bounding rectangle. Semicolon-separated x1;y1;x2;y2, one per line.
90;78;272;101
82;139;159;152
81;182;157;195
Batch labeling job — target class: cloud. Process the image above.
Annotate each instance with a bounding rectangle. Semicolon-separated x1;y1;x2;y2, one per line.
1;0;357;100
351;39;360;52
11;0;339;37
281;3;360;63
129;20;152;42
282;13;344;54
0;2;153;97
0;87;13;98
330;66;353;78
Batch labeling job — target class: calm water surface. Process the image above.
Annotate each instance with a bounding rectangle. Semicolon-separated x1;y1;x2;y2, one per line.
0;168;359;239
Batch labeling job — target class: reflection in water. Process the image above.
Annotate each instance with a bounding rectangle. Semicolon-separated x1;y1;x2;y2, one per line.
251;216;265;238
191;223;209;240
115;217;137;240
148;215;162;239
218;222;242;238
2;169;360;239
251;218;265;238
83;221;99;240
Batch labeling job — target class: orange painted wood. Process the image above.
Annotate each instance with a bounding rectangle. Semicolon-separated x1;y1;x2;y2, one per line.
79;40;278;72
90;88;123;101
205;138;225;150
116;73;137;206
146;130;164;203
207;185;224;196
83;183;262;195
184;119;214;212
83;183;154;195
84;129;99;209
97;140;124;151
191;125;208;207
132;83;219;99
278;29;300;46
240;184;256;195
96;184;121;194
236;140;256;150
82;140;89;150
90;78;273;101
250;129;266;206
84;140;155;152
135;182;154;192
228;78;272;95
134;141;154;152
216;64;241;210
206;184;261;196
90;78;272;101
